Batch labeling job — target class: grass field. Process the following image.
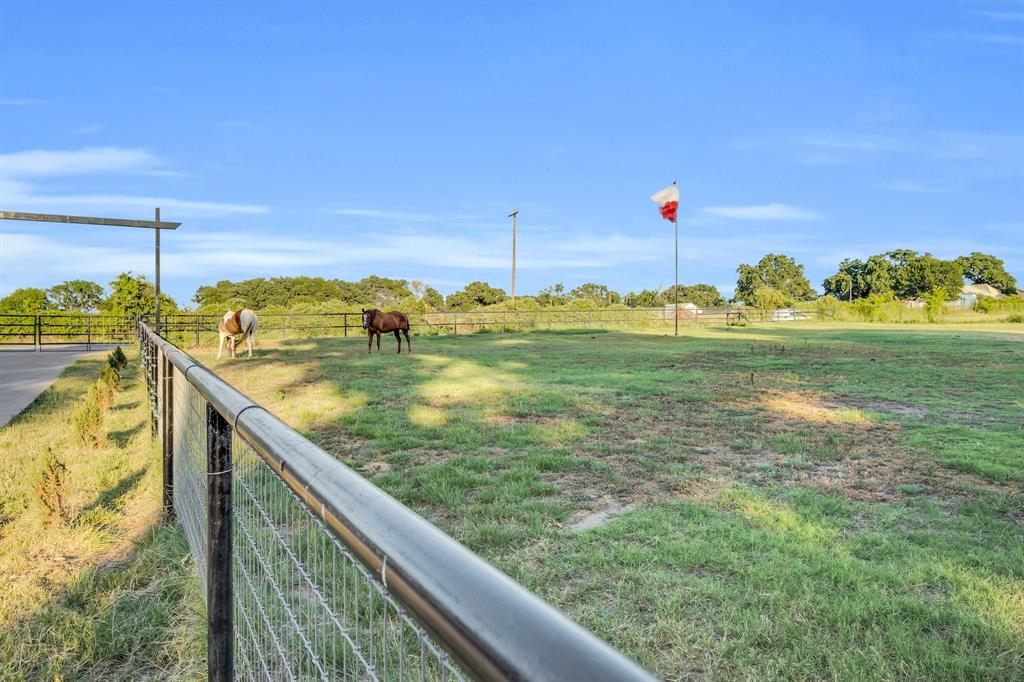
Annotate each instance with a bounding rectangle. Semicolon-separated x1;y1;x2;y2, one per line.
189;323;1024;681
0;349;204;681
1;323;1021;680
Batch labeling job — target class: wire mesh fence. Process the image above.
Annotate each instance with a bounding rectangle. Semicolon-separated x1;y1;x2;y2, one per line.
232;432;463;680
139;321;655;682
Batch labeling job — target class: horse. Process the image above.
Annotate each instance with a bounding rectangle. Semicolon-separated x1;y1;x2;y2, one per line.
217;308;259;359
362;308;411;354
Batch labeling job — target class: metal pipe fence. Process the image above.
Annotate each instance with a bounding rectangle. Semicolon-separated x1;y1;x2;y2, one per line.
139;321;656;681
3;306;814;350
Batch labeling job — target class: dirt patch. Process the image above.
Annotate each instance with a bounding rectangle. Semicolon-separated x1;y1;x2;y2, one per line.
568;498;637;531
828;395;928;417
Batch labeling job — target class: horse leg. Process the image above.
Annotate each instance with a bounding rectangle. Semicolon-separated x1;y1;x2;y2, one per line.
246;335;254;358
367;330;373;354
376;332;382;353
217;332;225;359
403;328;412;352
394;329;401;353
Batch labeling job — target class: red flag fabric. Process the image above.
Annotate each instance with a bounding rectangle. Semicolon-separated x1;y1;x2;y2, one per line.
650;185;680;222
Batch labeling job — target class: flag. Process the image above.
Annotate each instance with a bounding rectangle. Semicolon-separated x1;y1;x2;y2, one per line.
650;185;679;222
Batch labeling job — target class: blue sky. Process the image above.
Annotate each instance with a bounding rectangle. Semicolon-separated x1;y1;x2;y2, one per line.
1;1;1022;305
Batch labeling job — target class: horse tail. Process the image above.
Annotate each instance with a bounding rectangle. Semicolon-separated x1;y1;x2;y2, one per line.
239;309;259;339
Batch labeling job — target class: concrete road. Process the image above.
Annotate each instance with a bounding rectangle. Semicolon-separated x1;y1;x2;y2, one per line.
0;350;103;427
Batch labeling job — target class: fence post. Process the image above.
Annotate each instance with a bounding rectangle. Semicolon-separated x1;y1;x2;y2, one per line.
195;315;201;347
343;313;348;337
162;353;174;518
206;403;234;681
454;312;458;336
87;316;92;350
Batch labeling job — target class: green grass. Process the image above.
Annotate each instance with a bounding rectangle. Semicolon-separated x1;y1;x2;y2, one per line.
195;323;1024;681
0;350;204;681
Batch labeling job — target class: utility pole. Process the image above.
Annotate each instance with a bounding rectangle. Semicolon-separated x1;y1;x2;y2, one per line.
0;210;180;329
673;180;679;337
155;207;161;332
508;208;518;304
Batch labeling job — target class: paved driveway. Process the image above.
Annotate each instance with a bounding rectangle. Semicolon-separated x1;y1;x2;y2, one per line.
0;350;104;426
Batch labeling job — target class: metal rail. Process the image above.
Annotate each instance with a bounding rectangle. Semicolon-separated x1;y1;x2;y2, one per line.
140;321;656;681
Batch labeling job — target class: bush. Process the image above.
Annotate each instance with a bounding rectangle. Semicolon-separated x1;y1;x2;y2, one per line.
1007;313;1024;324
93;379;114;411
924;288;947;323
99;363;121;391
815;295;839;319
110;346;127;369
34;448;70;525
851;292;893;322
73;388;105;448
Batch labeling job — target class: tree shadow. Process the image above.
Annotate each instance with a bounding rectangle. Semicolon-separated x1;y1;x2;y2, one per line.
76;467;148;519
106;422;146;448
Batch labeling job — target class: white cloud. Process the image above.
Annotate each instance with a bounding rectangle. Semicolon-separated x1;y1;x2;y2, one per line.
976;10;1024;21
0;147;159;177
326;208;440;222
875;180;963;193
0;98;43;107
0;146;268;217
701;203;820;221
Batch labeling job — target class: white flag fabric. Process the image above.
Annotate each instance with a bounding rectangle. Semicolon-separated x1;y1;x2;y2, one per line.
650;185;679;204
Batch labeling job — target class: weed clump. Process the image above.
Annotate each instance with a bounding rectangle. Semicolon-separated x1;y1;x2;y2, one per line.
34;448;70;525
73;387;105;448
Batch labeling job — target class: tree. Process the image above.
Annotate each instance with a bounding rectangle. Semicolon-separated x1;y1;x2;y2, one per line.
663;283;725;307
752;286;789;314
448;281;507;308
823;256;893;301
445;291;475;311
0;288;52;314
956;252;1017;294
47;280;104;312
568;282;621;305
624;289;663;307
423;286;444;309
99;273;178;317
734;254;815;305
536;283;567;306
905;253;962;300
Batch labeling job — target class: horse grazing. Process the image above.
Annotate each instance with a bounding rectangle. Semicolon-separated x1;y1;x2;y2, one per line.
362;309;411;354
218;308;259;359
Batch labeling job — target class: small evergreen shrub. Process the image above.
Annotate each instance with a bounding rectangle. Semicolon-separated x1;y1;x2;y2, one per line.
110;346;128;368
73;388;105;448
99;364;121;391
34;448;70;525
93;379;114;411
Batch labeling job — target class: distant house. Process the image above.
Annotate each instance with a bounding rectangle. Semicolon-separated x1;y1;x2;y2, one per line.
666;302;701;319
961;283;1002;298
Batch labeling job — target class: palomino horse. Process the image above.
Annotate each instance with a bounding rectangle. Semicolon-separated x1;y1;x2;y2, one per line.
218;308;259;358
362;309;411;354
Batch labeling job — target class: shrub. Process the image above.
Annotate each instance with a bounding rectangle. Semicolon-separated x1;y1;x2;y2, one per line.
73;388;105;448
110;346;127;368
852;292;896;322
93;379;114;411
923;288;947;323
1008;313;1024;324
34;448;70;525
815;295;839;319
99;363;121;391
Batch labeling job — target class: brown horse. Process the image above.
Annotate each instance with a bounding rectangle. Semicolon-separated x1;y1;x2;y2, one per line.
362;308;412;354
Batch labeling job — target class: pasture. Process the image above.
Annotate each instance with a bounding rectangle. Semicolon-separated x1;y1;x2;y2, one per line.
191;323;1023;681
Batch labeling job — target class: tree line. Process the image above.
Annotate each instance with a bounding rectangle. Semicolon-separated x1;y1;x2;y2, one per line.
0;249;1016;316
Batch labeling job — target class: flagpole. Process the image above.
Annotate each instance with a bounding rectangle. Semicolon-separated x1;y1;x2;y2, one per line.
673;180;678;337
